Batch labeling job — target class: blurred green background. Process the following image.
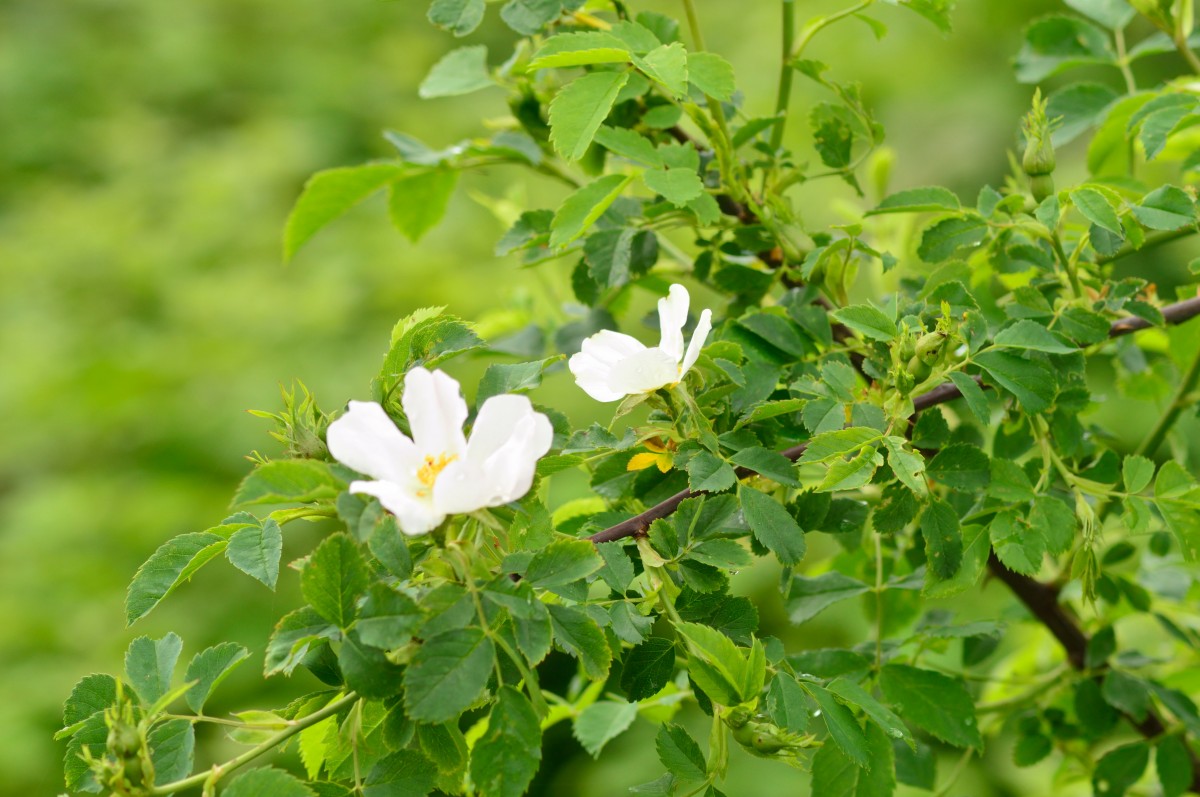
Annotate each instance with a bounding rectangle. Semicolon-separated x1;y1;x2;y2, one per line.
3;1;1196;795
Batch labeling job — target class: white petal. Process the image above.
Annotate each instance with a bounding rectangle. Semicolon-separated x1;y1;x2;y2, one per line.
608;347;680;396
402;367;467;458
431;459;489;515
467;398;554;504
569;351;628;402
349;480;444;536
579;329;648;363
680;308;713;378
326;400;420;485
657;284;690;363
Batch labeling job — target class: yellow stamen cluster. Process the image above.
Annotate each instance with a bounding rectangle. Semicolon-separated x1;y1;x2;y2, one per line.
416;453;457;496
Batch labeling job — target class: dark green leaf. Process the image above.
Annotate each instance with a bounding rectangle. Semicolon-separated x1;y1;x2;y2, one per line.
549;604;612;679
184;642;249;713
550;173;632;247
866;186;960;216
234;459;343;506
301;532;369;629
365;750;438;797
656;723;706;781
740;485;807;565
574;700;639;757
920;499;963;579
1093;742;1150;797
807;684;870;767
125;532;227;625
917;216;987;262
471;687;542;797
621;637;676;701
525;537;603;588
404;628;494;723
879;664;982;748
975;350;1056;413
830;305;898;341
226;518;283;590
149;719;195;786
926;444;990;491
787;572;870;624
125;633;183;706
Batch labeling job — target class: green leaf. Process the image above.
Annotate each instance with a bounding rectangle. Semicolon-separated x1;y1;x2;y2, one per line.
284;163;404;262
917;216;987;262
594;126;664;166
920;499;962;579
380;309;482;379
994;320;1076;354
787;572;870;624
264;606;337;676
1102;670;1151;722
806;684;870;767
730;446;800;487
923;524;989;598
428;0;486;36
766;674;812;733
500;0;564;35
989;509;1043;575
234;459;343;506
739;485;806;565
1132;185;1197;231
358;583;422;650
549;71;630;161
975;350;1056;413
339;629;405;699
125;532;227;625
525;538;603;588
574;700;639;757
826;677;914;750
818;448;883;492
584;227;659;289
948;372;990;424
810;103;859;169
810;721;896;796
124;633;183;707
1093;742;1150;797
528;32;631;70
674;621;751;706
688;539;753;569
643;167;704;206
226;518;283;590
830;305;898;341
656;723;706;781
1071;187;1123;235
149;719;195;786
799;427;882;464
550;173;633;247
224;766;317;797
687;52;735;100
987;459;1035;502
404;628;495;723
476;356;560;405
388;170;459;242
301;532;369;629
621;637;676;701
184;642;249;713
866;186;960;216
1014;15;1113;83
633;43;689;97
64;712;108;792
1046;81;1120;145
879;664;982;748
1157;735;1193;797
471;687;542;797
1122;455;1155;494
365;750;439;797
1155;461;1200;560
419;45;493;99
549;604;612;679
1064;0;1135;29
897;0;954;32
1029;495;1076;555
686;451;738;493
62;674;118;728
926;444;990;491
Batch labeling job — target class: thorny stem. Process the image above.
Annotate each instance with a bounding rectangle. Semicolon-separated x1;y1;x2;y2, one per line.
149;692;359;795
769;0;797;152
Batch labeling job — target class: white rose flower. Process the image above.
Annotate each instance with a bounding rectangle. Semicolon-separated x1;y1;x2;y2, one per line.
326;367;553;535
568;283;713;402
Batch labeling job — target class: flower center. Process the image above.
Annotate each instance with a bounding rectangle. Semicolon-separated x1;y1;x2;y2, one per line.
416;453;457;497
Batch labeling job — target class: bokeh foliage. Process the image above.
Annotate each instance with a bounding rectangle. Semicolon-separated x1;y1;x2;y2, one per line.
6;1;1200;795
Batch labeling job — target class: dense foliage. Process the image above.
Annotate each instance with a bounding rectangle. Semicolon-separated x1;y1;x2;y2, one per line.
57;1;1200;796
